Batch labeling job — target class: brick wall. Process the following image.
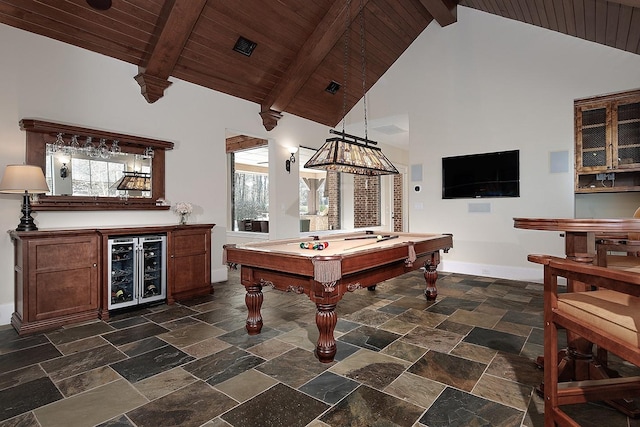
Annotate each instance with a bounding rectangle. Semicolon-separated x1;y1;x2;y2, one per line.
353;176;380;228
326;171;340;230
393;174;402;232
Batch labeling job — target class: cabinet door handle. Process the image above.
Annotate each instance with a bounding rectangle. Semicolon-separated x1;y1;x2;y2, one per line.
93;263;97;267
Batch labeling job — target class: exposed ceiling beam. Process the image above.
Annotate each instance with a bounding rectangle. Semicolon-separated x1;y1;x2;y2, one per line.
419;0;457;27
135;0;207;103
259;0;371;131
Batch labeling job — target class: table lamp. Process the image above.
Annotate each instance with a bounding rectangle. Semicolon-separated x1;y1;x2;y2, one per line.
0;164;50;231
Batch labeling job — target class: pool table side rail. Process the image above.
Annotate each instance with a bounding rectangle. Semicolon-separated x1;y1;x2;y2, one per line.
224;233;452;278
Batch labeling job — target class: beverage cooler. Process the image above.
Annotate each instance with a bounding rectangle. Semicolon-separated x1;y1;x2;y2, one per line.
108;235;167;310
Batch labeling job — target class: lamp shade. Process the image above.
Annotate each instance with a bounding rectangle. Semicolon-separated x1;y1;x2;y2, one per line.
114;171;151;191
304;136;399;176
0;165;49;194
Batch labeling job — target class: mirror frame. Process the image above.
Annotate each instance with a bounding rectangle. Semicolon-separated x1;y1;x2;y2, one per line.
21;118;174;211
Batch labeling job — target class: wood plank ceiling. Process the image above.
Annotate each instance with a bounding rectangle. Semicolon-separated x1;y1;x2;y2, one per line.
0;0;637;131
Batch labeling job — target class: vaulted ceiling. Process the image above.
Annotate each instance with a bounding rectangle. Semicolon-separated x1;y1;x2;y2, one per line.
0;0;638;131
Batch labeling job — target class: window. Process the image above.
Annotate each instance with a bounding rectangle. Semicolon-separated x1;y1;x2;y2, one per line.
228;137;269;232
299;147;339;231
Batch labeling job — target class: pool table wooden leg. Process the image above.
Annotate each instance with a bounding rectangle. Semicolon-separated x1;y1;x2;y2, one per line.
424;252;440;301
244;283;263;335
315;302;337;363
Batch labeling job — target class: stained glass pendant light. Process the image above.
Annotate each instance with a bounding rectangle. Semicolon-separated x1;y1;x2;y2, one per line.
304;0;398;176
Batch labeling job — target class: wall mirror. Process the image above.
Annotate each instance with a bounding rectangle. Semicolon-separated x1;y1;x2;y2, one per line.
21;119;174;210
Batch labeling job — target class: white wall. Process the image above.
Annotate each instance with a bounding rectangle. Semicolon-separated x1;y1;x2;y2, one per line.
2;7;640;324
0;24;329;324
358;7;640;281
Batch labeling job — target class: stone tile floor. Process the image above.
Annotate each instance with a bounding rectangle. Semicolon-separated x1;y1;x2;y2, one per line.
1;269;639;427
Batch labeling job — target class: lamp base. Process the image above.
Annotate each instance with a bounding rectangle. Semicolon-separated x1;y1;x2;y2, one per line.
16;192;38;232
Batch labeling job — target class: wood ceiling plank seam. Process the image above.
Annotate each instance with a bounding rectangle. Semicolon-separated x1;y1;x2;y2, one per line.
594;0;608;44
0;0;156;47
194;9;300;58
251;0;328;37
344;26;397;79
521;0;542;26
408;0;437;21
561;0;576;35
372;1;426;44
543;0;559;30
188;21;298;70
393;0;433;31
554;0;568;33
364;9;413;56
142;0;208;80
605;3;621;47
583;0;597;41
286;96;341;124
261;6;347;111
573;0;587;39
485;0;504;17
477;0;499;15
533;0;550;27
175;52;279;89
510;0;526;21
460;0;490;14
203;1;309;57
614;6;633;50
112;0;164;22
319;48;388;102
180;41;282;84
626;9;640;53
0;9;146;65
502;0;520;19
170;66;268;104
262;0;386;117
515;0;534;24
288;97;344;126
275;0;335;27
260;0;361;113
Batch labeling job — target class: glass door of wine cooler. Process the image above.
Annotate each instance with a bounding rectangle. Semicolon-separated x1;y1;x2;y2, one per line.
109;237;136;309
108;235;166;310
139;235;166;304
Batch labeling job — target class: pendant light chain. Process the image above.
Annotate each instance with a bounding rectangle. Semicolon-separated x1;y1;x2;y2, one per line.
359;0;367;140
302;0;398;176
341;0;351;136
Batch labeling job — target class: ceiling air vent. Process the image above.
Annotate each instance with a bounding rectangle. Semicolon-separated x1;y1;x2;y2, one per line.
325;81;341;94
233;36;257;57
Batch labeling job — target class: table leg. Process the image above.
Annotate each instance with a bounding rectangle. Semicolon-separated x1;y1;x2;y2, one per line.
315;302;337;363
423;252;439;301
244;283;263;335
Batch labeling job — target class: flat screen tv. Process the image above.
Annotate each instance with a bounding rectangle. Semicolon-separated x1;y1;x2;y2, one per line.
442;150;520;199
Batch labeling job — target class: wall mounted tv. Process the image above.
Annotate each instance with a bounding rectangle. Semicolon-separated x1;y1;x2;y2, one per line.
442;150;520;199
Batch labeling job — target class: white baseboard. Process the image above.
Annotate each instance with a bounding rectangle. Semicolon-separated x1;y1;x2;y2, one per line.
0;302;13;326
440;260;543;283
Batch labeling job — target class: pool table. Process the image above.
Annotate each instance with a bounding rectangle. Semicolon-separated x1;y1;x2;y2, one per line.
224;231;453;362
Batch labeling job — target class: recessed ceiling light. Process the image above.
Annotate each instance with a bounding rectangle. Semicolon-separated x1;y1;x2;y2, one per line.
86;0;112;10
325;81;341;94
233;37;257;57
